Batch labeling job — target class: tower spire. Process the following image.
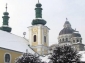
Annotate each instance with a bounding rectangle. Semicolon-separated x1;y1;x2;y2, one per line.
35;1;42;18
31;1;46;25
6;3;7;12
0;4;12;32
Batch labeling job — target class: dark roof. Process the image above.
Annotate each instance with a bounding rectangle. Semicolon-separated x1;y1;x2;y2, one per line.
32;18;46;25
59;28;75;35
72;32;81;37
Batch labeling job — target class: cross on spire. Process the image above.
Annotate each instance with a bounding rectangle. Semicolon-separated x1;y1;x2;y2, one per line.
6;3;7;12
66;18;68;21
38;0;39;3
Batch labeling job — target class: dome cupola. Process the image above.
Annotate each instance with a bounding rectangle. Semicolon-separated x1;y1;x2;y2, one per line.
59;18;75;35
63;18;71;28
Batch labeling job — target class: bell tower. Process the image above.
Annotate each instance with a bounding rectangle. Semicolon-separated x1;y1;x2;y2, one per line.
28;0;50;55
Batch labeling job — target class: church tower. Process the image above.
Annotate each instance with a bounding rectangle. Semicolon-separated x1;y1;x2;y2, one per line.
28;0;50;55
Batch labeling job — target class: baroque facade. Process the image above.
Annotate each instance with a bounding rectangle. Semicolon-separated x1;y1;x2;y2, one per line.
0;1;85;63
50;18;85;52
58;18;84;51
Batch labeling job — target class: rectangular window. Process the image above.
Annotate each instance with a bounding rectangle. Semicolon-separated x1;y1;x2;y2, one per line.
44;36;46;42
34;35;36;42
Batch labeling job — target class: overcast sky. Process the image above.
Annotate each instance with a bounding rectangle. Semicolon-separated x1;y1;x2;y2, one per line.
0;0;85;45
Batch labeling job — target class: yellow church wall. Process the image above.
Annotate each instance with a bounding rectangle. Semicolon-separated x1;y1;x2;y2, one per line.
44;42;47;46
32;42;38;46
43;28;48;47
33;48;37;52
0;48;22;63
39;28;42;44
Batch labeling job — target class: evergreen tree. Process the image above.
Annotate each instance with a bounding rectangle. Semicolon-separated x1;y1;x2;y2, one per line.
49;45;81;63
15;53;42;63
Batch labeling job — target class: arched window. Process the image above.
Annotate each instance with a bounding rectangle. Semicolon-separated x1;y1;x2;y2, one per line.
62;38;64;42
34;35;36;42
5;54;11;63
44;36;46;42
77;39;79;42
73;40;75;42
66;38;68;41
80;39;82;42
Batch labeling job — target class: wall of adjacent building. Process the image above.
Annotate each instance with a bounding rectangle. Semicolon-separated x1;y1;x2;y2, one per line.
0;48;22;63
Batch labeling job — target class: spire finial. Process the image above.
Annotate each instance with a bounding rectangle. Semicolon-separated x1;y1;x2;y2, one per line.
66;18;68;21
38;0;39;3
6;3;7;12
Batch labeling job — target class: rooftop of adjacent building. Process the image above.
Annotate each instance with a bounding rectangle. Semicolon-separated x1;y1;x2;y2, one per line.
0;29;35;54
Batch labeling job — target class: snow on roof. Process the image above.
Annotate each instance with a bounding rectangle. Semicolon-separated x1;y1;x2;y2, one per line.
0;30;35;54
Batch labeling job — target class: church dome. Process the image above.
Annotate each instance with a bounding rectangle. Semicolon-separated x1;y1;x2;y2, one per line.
72;32;81;37
59;18;75;35
59;28;75;35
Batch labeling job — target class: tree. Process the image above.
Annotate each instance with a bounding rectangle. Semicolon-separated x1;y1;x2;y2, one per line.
49;45;81;63
15;52;42;63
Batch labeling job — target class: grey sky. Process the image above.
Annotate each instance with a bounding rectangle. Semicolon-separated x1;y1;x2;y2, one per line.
0;0;85;45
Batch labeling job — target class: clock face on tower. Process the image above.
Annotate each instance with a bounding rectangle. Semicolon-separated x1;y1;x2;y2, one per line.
32;28;38;33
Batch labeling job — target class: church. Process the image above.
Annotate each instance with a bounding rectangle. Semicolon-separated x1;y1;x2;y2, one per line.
50;18;85;52
0;1;85;63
